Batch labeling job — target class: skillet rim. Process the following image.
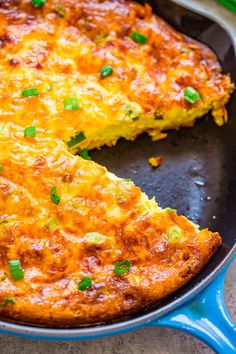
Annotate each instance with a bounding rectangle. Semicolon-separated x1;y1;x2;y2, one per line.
0;0;235;338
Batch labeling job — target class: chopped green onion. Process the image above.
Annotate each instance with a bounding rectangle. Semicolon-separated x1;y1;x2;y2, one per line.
124;178;132;182
130;31;147;44
24;126;36;138
78;276;92;291
22;88;39;97
67;132;86;148
43;83;52;91
64;97;80;111
46;217;60;231
168;225;183;242
100;65;113;78
51;187;60;205
0;122;7;136
184;87;201;104
1;298;16;307
32;0;45;7
165;208;177;214
85;232;105;245
80;149;91;160
0;164;2;172
114;260;131;275
8;260;24;281
124;107;140;121
125;108;133;116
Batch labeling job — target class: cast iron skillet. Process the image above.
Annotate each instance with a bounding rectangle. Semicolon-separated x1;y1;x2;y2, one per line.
0;1;235;352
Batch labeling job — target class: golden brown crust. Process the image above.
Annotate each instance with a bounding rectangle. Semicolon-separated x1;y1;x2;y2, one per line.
0;0;233;151
0;123;221;327
0;0;228;327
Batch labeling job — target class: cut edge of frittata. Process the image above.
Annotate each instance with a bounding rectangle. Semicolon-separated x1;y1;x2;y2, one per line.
0;121;221;326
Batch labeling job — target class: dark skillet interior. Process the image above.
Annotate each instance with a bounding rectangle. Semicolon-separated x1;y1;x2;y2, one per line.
90;0;236;318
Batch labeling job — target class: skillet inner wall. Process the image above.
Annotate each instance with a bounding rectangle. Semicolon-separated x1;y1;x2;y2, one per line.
91;0;236;312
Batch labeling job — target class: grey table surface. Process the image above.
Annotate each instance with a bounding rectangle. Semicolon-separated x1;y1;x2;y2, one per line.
1;1;236;353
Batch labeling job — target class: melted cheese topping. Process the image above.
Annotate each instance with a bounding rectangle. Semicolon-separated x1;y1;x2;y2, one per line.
0;123;221;326
0;0;233;152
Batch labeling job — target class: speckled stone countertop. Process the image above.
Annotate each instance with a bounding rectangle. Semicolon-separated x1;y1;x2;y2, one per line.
1;1;236;353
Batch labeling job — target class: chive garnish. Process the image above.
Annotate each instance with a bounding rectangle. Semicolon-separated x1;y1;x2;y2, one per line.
80;149;91;160
168;225;183;242
124;108;140;121
43;83;52;91
22;88;39;97
125;108;133;116
46;217;60;231
100;65;113;78
78;277;92;291
8;260;24;281
24;126;36;138
0;298;16;307
32;0;45;7
0;165;2;172
165;207;177;214
114;260;131;275
85;232;105;245
50;187;60;205
67;132;86;148
184;87;201;104
64;97;80;111
124;178;132;182
130;31;147;44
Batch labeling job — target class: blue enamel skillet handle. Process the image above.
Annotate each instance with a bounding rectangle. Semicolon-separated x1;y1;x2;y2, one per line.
149;256;236;353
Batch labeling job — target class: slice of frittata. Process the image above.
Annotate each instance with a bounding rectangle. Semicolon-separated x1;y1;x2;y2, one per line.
0;0;233;152
0;122;221;326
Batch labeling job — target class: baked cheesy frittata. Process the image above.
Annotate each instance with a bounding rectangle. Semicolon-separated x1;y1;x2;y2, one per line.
0;122;221;326
0;0;233;152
